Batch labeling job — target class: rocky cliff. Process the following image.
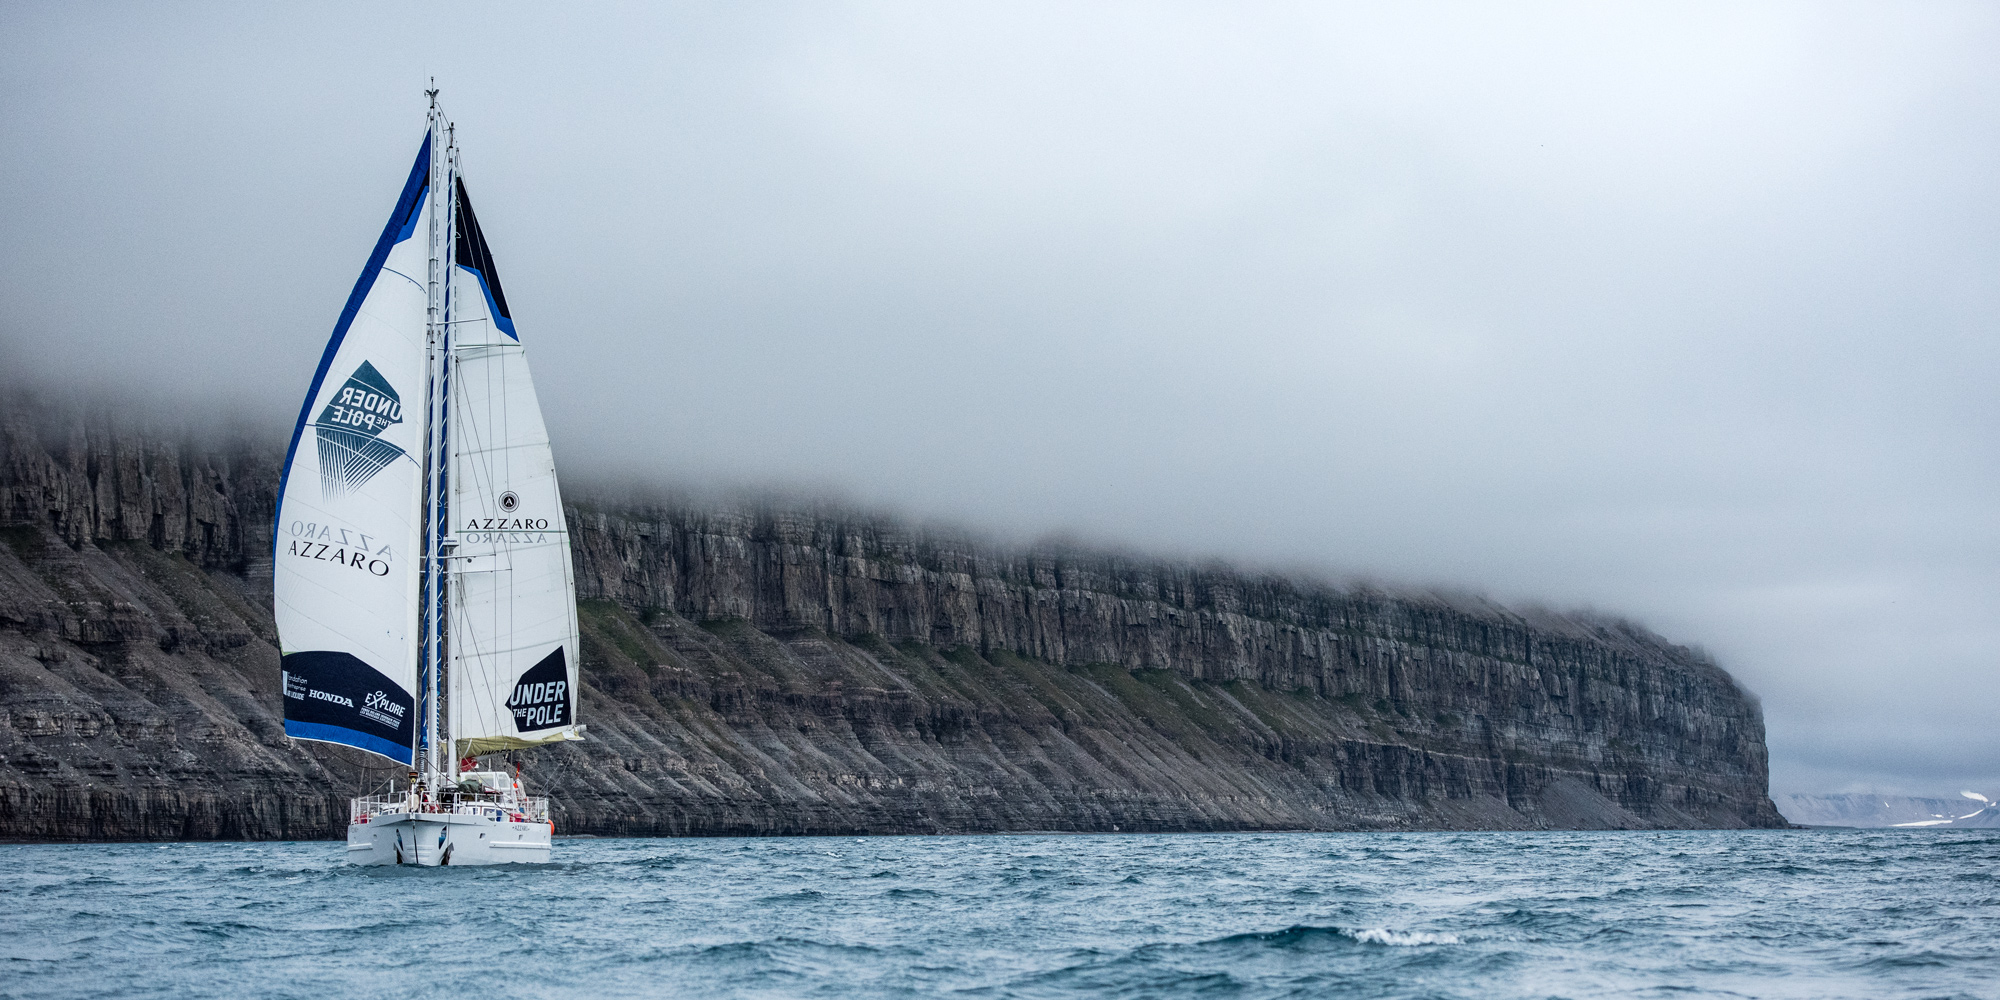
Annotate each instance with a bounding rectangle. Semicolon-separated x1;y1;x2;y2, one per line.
0;396;1786;840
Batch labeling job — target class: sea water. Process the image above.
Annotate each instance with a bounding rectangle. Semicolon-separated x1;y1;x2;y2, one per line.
3;828;1994;999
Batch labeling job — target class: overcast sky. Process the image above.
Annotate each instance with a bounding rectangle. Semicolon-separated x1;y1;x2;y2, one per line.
3;2;1995;796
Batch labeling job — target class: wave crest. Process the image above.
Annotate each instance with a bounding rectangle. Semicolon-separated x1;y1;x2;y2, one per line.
1347;927;1462;947
1207;924;1461;949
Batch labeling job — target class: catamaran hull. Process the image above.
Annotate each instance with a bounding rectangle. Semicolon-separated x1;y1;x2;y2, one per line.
346;812;552;866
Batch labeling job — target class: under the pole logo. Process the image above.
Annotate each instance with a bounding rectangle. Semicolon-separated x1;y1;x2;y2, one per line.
507;647;571;732
314;361;406;496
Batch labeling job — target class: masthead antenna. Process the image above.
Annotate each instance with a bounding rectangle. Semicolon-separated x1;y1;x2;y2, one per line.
426;77;439;107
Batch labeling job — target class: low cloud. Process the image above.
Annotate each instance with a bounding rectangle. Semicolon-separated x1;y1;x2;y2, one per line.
3;2;1994;794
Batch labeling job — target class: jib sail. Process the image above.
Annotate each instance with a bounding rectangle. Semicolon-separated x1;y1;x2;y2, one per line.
445;176;583;756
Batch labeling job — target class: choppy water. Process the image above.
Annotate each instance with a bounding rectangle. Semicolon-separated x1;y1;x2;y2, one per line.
3;829;1995;999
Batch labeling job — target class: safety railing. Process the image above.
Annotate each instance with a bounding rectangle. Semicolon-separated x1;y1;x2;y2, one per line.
349;790;550;824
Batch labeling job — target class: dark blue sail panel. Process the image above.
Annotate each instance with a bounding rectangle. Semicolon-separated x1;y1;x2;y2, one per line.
507;647;572;732
452;176;516;339
282;651;417;764
275;134;432;547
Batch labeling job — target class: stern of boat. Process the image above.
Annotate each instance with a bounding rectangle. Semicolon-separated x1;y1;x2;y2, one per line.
346;775;554;866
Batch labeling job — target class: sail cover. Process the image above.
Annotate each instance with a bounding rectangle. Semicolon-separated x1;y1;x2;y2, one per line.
273;136;433;764
446;177;583;756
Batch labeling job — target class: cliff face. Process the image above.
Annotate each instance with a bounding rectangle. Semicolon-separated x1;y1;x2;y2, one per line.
0;399;1785;840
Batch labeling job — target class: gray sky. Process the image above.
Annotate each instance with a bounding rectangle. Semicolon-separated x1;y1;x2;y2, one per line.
3;2;1995;796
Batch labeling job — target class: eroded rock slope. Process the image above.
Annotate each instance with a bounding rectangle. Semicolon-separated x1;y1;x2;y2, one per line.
0;399;1785;839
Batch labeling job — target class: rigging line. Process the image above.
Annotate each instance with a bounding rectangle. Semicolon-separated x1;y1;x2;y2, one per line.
459;358;498;504
454;440;553;458
381;266;425;291
454;540;569;554
456;622;572;652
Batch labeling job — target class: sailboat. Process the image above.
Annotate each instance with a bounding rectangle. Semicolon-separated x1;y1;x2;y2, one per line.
274;91;582;866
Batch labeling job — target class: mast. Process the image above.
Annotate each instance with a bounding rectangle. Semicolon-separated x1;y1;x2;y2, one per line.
441;119;461;781
419;84;456;788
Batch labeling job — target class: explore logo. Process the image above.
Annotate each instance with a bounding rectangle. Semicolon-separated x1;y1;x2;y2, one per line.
314;361;406;496
360;689;407;728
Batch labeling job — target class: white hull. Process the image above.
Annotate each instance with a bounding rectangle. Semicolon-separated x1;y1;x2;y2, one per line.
347;810;552;866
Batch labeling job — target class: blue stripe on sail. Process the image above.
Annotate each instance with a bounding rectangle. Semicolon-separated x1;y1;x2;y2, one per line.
457;264;518;340
275;133;434;553
284;720;414;765
393;183;428;244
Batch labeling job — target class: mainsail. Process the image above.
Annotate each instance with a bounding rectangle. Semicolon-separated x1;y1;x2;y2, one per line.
445;176;582;756
274;136;434;764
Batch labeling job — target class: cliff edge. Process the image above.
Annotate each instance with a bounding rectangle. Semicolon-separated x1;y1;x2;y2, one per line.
0;398;1786;839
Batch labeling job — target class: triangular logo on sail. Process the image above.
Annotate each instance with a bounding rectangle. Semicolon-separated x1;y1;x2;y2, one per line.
506;647;571;732
313;360;407;496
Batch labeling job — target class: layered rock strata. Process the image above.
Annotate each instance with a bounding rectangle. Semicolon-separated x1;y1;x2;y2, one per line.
0;399;1785;840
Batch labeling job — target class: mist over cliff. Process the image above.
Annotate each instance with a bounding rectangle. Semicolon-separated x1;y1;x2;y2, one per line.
0;392;1783;840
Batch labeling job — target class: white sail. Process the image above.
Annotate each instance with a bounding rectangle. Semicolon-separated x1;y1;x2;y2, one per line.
274;135;434;765
444;176;583;757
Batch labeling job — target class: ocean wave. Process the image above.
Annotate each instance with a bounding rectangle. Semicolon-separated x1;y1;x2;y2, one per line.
1347;927;1462;947
1206;924;1461;950
1204;923;1349;949
9;830;1995;1000
754;888;827;904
